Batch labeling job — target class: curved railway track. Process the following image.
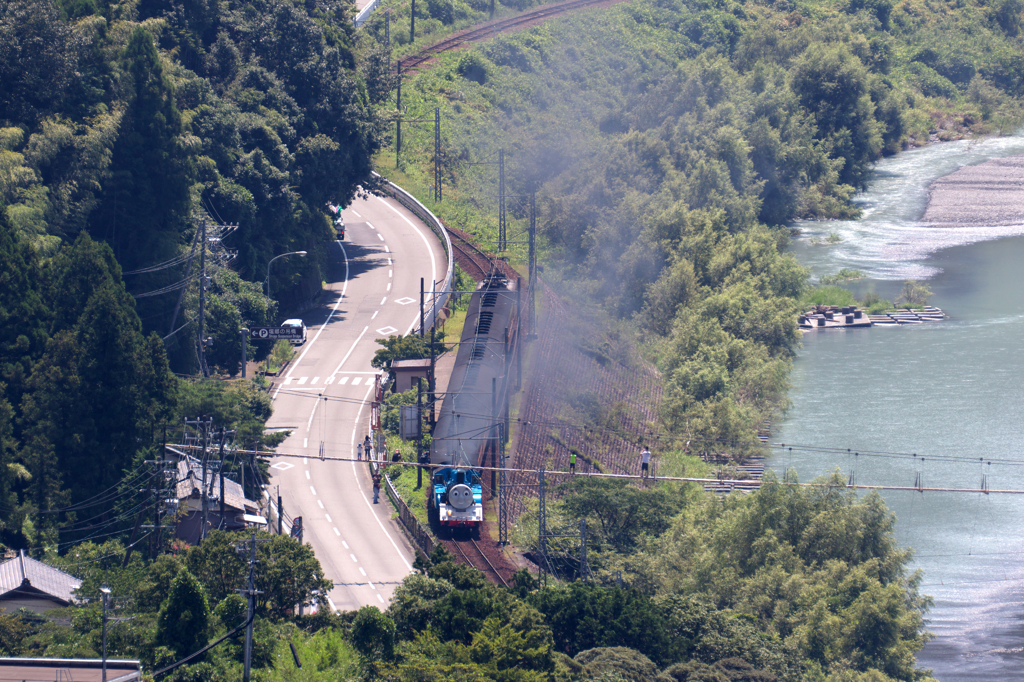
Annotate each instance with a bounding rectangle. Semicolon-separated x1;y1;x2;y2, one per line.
399;0;623;71
448;536;511;588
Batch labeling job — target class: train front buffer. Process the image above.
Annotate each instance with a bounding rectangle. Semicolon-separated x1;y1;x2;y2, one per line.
433;468;483;527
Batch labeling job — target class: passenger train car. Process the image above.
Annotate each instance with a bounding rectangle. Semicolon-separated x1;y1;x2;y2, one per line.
430;274;517;529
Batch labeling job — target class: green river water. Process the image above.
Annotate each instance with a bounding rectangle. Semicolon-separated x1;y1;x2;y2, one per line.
778;132;1024;680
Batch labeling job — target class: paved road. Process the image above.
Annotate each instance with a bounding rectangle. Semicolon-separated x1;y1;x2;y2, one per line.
264;193;447;611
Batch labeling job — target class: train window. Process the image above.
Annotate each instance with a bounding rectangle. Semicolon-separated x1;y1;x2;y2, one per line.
456;471;465;484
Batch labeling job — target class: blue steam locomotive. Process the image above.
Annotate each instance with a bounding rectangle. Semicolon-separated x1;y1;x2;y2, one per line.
429;274;517;529
432;468;483;527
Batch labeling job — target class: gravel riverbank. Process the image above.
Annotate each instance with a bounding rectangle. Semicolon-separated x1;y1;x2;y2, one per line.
922;154;1024;225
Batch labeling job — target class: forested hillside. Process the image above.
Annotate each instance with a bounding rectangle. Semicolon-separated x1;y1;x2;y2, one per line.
0;0;392;547
387;0;1024;455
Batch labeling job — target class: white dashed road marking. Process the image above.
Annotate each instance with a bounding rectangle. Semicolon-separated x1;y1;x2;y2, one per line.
377;233;384;241
325;513;332;522
310;486;317;495
334;527;341;536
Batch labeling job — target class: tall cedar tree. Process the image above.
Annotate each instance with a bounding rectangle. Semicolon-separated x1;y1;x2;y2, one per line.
89;27;192;272
156;568;211;660
19;234;176;538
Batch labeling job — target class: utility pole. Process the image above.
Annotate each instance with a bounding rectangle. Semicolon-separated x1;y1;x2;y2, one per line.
528;194;536;338
385;9;390;44
278;487;283;535
429;326;436;426
201;419;209;541
434;108;441;202
419;277;425;338
410;0;416;42
396;63;402;164
538;467;547;587
498;422;507;545
219;428;226;529
240;328;248;378
198;220;209;377
498;149;505;251
242;532;259;682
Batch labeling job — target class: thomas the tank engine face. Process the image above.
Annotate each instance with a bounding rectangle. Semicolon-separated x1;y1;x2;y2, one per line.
447;483;474;511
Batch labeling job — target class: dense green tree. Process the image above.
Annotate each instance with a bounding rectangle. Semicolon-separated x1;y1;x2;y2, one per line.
557;478;681;553
156;568;210;660
351;605;396;660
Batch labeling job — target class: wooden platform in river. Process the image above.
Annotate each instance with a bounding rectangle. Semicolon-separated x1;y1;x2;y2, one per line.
800;305;945;331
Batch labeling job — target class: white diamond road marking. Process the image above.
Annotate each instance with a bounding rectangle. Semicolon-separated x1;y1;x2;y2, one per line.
395;297;415;305
271;462;294;471
377;326;398;335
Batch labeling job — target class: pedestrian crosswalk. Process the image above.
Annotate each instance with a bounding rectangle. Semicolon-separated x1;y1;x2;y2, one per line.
283;373;377;386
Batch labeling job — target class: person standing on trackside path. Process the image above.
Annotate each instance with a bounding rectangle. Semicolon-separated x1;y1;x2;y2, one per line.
372;472;381;503
392;450;402;463
569;451;576;475
640;447;651;477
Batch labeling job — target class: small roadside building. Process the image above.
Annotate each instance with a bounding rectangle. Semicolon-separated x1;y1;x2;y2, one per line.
170;447;267;544
392;358;432;392
0;550;81;614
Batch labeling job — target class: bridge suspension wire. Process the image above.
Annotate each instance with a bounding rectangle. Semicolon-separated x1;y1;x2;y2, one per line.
167;444;1024;495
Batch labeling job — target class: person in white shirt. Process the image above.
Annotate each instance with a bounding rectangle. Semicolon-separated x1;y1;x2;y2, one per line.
640;447;651;477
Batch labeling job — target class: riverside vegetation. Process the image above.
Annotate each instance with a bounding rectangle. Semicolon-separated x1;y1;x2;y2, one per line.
0;0;1019;676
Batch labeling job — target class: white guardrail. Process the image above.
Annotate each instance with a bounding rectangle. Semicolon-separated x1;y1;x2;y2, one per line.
371;172;455;333
353;0;381;28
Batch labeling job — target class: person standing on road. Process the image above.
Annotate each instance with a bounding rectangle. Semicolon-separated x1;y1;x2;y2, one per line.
640;447;651;477
372;472;381;504
357;442;363;461
364;434;372;459
569;451;576;475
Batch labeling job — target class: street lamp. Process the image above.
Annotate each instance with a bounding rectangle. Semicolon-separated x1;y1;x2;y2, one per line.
265;251;307;300
100;586;111;682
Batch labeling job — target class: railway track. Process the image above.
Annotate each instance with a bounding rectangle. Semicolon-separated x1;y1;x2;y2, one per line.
399;0;622;71
448;536;511;588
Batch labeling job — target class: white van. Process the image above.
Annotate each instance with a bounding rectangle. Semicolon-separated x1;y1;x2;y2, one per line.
282;319;307;345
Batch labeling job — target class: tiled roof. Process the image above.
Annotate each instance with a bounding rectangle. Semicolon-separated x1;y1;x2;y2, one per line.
0;551;81;604
171;449;256;513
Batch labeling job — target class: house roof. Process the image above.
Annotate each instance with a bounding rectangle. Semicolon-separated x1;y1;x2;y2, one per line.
0;550;81;605
392;359;431;369
170;448;257;514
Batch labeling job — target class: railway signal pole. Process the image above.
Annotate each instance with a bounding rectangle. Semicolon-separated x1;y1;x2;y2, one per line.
528;193;537;338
